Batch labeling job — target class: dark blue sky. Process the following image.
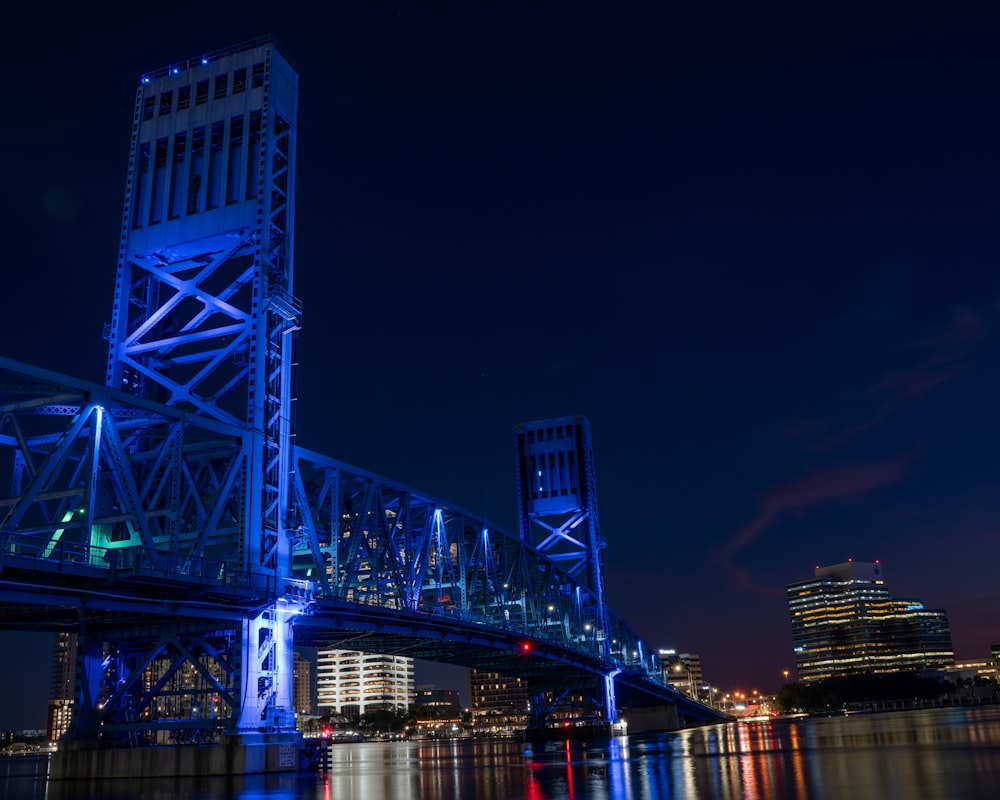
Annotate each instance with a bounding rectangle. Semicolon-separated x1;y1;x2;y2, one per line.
3;5;1000;728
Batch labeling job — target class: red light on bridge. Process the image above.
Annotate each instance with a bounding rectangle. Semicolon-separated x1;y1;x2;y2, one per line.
521;642;532;653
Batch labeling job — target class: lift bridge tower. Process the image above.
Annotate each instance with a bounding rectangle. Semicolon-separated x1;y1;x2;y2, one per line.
58;37;302;773
514;416;618;723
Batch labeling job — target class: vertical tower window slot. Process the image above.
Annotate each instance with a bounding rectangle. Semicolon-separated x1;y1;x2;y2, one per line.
168;132;186;220
233;68;247;94
177;85;191;110
158;90;173;116
148;138;168;225
227;116;244;205
196;80;209;106
187;126;205;215
206;120;225;210
214;74;228;100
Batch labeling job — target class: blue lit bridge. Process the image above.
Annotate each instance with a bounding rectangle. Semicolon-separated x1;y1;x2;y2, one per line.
0;37;725;777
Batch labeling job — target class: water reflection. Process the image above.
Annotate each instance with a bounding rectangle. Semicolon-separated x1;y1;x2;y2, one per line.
5;706;1000;799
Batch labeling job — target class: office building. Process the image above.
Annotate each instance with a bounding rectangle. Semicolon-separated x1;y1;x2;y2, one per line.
787;560;954;682
658;650;704;698
414;688;461;712
293;650;314;715
316;649;414;719
47;632;77;742
469;669;529;731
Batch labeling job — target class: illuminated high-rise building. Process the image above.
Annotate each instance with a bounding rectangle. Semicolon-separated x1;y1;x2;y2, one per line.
469;669;529;731
315;649;413;719
787;560;954;682
293;650;314;715
657;649;704;697
47;632;77;743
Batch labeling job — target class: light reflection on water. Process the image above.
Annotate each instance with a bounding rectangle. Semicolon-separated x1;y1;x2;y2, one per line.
5;706;1000;800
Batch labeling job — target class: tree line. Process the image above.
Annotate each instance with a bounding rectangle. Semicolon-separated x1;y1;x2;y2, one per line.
775;672;997;713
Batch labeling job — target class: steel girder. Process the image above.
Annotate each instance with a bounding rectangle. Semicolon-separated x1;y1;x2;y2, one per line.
0;358;262;742
0;360;248;569
288;446;664;682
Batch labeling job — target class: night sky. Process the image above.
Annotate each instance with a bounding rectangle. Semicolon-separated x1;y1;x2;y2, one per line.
3;5;1000;728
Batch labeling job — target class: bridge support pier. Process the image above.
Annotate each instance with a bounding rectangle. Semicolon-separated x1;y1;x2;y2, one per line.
49;731;303;780
618;704;681;733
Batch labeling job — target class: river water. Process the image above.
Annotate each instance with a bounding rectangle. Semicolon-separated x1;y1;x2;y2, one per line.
3;706;1000;799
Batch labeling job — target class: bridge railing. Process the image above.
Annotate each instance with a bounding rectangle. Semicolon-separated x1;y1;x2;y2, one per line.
0;531;285;598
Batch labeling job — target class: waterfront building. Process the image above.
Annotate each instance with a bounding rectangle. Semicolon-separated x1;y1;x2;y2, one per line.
787;560;954;682
658;649;704;698
316;649;414;718
950;659;998;684
46;632;77;742
414;687;461;712
469;669;529;732
293;650;314;715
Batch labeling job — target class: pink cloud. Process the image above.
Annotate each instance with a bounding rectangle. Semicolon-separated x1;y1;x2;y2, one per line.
719;452;916;561
723;562;786;599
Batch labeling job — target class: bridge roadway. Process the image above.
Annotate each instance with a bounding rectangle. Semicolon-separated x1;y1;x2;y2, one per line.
0;357;727;734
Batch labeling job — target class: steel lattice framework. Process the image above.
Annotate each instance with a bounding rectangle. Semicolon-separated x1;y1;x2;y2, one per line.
0;358;724;744
0;37;726;751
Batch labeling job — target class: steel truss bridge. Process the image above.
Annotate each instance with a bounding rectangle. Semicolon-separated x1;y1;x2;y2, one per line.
0;38;725;760
0;358;721;739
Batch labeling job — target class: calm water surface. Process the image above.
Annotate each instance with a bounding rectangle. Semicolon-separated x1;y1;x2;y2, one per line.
3;706;1000;799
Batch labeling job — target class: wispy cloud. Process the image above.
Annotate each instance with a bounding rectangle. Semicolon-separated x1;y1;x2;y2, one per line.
716;452;917;592
812;306;987;450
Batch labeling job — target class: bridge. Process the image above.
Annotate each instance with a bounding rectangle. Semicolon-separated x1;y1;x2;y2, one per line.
0;37;726;777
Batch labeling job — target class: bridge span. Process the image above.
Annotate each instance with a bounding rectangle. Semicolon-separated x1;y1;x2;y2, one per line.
0;359;724;752
0;37;726;777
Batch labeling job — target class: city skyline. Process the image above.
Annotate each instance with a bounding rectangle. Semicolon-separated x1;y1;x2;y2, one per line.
3;6;1000;727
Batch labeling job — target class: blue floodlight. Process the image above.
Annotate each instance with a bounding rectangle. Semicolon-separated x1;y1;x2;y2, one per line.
142;77;150;84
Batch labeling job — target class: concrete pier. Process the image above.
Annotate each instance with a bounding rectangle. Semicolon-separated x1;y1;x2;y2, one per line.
49;732;302;779
619;704;681;733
